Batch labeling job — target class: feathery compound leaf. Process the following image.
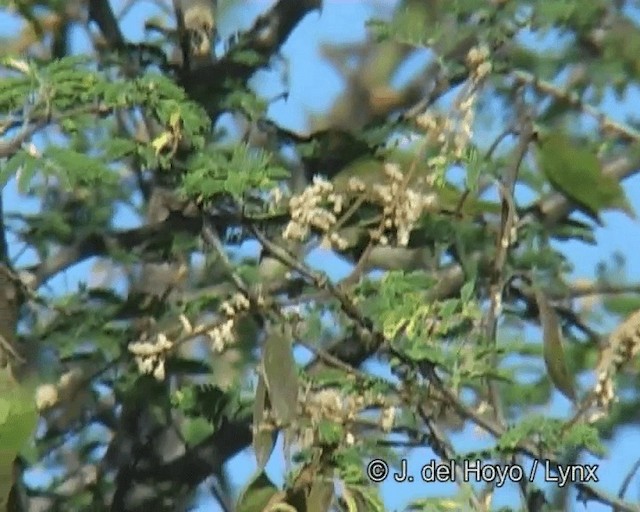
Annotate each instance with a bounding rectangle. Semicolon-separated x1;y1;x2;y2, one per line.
262;330;299;426
534;287;576;403
181;143;289;200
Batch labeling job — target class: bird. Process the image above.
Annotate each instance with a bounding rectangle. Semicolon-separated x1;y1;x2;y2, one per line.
534;130;635;225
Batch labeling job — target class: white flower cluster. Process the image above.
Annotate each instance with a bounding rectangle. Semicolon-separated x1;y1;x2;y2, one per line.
34;368;85;412
35;383;59;411
371;162;439;247
283;177;347;249
594;309;640;415
466;45;492;82
453;91;477;159
304;388;362;423
415;110;467;165
128;332;174;381
207;292;250;353
296;387;395;449
414;45;489;163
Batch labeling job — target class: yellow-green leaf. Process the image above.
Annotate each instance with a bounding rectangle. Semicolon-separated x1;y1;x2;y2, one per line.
252;374;277;471
342;488;359;512
0;379;38;508
151;132;172;155
236;471;279;512
306;479;334;512
262;330;299;426
0;454;18;511
534;286;576;402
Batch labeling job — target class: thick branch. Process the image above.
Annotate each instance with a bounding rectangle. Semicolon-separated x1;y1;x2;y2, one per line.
88;0;126;50
179;0;321;115
27;213;203;287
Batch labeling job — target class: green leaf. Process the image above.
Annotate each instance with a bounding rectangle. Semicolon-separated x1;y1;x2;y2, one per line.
192;384;238;428
1;150;29;186
181;143;288;200
306;479;334;512
102;137;138;160
0;398;9;424
262;330;299;426
230;49;264;66
460;281;475;303
0;454;18;511
602;295;640;318
342;485;384;512
45;146;118;187
0;379;38;507
317;419;343;446
397;339;447;365
236;471;280;512
534;287;576;403
181;417;214;446
407;497;466;511
253;374;277;471
15;153;39;194
0;384;38;452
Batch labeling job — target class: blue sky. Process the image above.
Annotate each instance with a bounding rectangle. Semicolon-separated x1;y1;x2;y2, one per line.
2;0;640;510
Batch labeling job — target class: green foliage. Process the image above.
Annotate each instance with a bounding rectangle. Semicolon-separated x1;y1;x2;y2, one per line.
2;1;640;511
498;415;604;456
261;330;299;426
359;271;480;353
4;146;120;194
253;374;277;470
0;379;38;507
181;143;289;200
316;419;343;445
236;471;280;512
172;382;244;430
221;88;268;120
367;5;434;48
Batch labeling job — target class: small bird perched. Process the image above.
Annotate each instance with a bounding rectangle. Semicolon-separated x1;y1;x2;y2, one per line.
534;129;636;225
175;0;217;67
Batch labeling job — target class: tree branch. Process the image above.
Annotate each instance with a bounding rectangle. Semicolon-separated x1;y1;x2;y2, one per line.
88;0;126;51
179;0;321;115
27;213;202;287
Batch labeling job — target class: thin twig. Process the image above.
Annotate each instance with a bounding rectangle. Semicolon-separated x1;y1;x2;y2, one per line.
484;107;532;427
513;70;640;143
296;339;372;382
617;457;640;503
422;365;640;512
